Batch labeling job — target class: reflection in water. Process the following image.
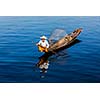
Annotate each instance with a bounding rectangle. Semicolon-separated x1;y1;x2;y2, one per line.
37;58;50;78
36;39;81;77
36;52;51;75
39;60;49;73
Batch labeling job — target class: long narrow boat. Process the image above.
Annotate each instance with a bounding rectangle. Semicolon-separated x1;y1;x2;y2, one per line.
37;28;82;67
48;28;82;52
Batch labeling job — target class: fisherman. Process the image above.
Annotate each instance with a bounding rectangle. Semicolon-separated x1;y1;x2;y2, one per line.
36;36;49;52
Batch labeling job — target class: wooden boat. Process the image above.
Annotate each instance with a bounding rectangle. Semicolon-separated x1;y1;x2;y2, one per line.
48;28;82;53
37;28;82;67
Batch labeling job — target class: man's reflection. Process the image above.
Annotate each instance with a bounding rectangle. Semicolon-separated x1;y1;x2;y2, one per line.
37;52;51;74
39;60;49;73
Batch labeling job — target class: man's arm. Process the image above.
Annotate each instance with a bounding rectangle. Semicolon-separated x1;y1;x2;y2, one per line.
36;40;41;46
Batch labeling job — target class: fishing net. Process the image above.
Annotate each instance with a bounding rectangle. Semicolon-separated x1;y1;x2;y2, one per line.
49;29;67;43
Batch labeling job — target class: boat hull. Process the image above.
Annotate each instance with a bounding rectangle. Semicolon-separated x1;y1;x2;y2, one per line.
48;28;82;52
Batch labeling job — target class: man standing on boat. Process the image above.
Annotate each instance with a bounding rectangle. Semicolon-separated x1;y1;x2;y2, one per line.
36;36;49;52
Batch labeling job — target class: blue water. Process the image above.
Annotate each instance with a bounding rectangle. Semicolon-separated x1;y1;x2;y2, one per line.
0;16;100;83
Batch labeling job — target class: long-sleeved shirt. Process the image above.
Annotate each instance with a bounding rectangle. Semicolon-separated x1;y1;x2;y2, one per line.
37;40;49;48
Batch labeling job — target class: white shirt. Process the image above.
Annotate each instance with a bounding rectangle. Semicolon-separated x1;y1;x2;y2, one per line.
38;40;49;48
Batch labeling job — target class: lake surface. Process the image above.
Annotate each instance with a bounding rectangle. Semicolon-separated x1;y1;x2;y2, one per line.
0;16;100;83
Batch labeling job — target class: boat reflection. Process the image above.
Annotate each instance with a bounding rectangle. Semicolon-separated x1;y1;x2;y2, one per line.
36;39;81;74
